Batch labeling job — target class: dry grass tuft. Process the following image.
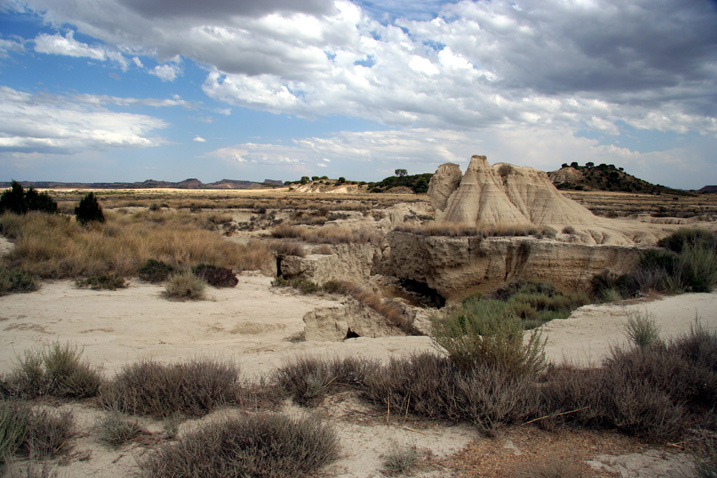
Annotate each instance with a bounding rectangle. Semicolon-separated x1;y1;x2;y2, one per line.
0;211;272;279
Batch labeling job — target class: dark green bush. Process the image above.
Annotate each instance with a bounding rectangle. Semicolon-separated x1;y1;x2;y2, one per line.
141;413;339;478
0;181;57;215
76;273;126;290
138;259;174;283
191;264;238;288
0;267;38;295
658;228;717;254
74;192;105;225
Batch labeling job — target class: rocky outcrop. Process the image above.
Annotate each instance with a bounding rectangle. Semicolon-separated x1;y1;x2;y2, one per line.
383;231;641;302
303;299;407;341
430;155;597;228
278;243;383;289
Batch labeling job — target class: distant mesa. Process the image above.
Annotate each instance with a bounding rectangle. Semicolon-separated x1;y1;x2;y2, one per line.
0;178;284;190
429;155;596;228
548;163;691;196
698;185;717;194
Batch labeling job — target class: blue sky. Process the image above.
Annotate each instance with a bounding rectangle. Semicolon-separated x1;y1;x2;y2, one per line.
0;0;715;189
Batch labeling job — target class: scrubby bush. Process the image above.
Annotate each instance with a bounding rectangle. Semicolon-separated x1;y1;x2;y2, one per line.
100;358;240;418
74;192;105;225
0;267;38;296
138;259;174;283
432;297;546;377
381;444;419;476
22;409;75;459
191;264;238;288
141;413;339;478
3;342;102;399
624;311;661;349
275;356;376;406
0;401;30;463
164;271;207;300
96;412;145;447
76;272;126;290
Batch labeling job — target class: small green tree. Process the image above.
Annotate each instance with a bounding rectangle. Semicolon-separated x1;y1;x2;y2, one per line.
300;176;310;185
395;169;408;177
0;180;57;214
75;192;105;225
337;177;346;184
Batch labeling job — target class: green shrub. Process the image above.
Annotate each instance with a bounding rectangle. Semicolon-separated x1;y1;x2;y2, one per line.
381;444;418;476
191;264;238;288
0;402;30;463
138;259;174;283
0;268;38;296
432;297;546;377
164;271;207;300
624;311;661;349
74;192;105;225
141;413;339;478
96;412;145;447
658;228;717;254
4;343;102;399
100;358;240;418
76;272;126;290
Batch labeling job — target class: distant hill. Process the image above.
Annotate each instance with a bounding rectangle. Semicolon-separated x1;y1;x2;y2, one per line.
367;173;433;194
698;185;717;194
548;163;692;196
0;178;284;190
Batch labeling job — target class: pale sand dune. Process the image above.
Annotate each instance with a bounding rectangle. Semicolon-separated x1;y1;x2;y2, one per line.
1;276;715;478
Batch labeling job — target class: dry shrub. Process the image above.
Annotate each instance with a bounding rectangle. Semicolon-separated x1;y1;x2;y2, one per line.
275;356;377;406
361;353;537;435
3;342;102;399
271;240;306;257
191;264;238;288
100;358;240;418
75;272;127;290
95;412;146;447
270;224;378;244
336;282;418;334
164;272;206;300
141;413;339;478
138;259;174;283
395;222;539;238
0;267;38;296
22;409;75;459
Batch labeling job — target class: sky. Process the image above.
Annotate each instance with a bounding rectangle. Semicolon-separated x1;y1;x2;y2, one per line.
0;0;716;189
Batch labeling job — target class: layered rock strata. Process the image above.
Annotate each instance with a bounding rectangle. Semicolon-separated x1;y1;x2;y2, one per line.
383;231;641;302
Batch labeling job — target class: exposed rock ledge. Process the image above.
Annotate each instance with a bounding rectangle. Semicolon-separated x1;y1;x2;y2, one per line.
382;231;642;302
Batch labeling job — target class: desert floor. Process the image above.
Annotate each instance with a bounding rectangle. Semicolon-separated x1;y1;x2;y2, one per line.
1;273;715;477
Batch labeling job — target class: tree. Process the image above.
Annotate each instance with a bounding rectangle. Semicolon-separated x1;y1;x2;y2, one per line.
413;177;429;194
570;162;579;168
337;177;346;184
0;180;57;214
75;192;105;225
585;162;595;168
561;163;569;169
300;176;310;185
395;169;407;177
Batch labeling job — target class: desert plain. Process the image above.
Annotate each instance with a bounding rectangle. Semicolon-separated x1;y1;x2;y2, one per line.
1;166;717;477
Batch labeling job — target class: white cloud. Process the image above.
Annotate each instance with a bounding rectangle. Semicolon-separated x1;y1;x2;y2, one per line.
32;30;133;70
0;86;167;153
19;0;716;138
193;136;206;142
0;37;25;57
150;62;181;82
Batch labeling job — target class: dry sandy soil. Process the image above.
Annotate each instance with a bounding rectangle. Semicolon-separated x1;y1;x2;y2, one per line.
1;270;715;478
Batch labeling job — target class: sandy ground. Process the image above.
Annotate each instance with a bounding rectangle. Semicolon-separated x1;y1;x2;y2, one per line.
2;275;716;477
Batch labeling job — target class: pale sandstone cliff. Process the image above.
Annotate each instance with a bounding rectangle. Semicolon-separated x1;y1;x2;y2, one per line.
383;231;641;302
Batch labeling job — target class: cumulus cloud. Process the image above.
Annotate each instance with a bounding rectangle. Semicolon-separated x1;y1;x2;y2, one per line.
193;136;206;142
33;30;132;70
0;86;167;153
208;126;714;188
150;62;181;82
17;0;716;138
0;37;25;57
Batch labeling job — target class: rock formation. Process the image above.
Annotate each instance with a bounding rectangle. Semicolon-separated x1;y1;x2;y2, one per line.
383;231;642;302
430;155;597;228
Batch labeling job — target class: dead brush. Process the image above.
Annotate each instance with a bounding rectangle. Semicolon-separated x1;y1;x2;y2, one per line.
337;282;418;334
